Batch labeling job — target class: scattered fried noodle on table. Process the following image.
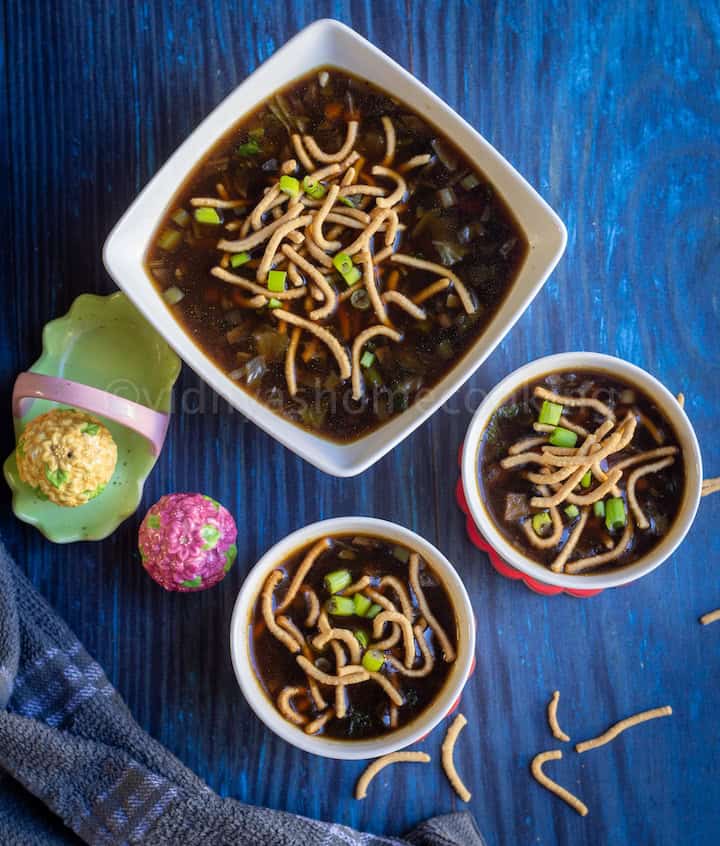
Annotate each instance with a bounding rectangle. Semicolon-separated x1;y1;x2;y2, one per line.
547;690;570;742
441;713;471;803
700;609;720;626
575;705;672;754
355;752;431;800
531;750;588;817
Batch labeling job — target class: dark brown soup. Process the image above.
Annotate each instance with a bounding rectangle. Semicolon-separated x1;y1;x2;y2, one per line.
146;67;527;441
478;370;685;575
250;534;458;740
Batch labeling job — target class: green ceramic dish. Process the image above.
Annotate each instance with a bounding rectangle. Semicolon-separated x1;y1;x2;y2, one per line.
4;292;181;543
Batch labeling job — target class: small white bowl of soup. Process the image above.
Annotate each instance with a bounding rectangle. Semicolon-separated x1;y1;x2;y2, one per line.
230;517;475;759
462;352;702;591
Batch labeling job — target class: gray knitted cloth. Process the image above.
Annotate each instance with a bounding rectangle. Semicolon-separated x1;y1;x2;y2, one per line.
0;541;485;846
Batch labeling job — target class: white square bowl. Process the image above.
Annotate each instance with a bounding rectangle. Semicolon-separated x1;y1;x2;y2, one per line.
104;18;566;477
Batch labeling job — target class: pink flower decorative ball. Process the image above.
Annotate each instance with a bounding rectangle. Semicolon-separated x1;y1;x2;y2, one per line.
138;493;238;592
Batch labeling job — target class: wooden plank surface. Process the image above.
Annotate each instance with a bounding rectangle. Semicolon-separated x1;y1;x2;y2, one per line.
1;1;718;843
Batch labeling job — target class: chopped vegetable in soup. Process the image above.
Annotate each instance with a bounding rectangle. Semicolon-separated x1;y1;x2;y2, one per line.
250;534;458;739
146;68;527;441
478;371;685;575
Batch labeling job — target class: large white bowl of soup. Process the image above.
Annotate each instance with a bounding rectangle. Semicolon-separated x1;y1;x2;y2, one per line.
103;18;566;476
229;517;475;759
462;352;703;590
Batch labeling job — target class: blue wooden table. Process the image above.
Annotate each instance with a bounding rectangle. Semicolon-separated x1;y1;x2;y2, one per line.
1;1;719;843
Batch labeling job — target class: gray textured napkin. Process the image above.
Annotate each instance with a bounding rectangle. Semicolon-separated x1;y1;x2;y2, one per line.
0;541;485;846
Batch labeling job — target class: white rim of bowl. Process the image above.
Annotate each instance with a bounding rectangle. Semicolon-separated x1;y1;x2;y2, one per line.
230;517;476;760
461;352;703;590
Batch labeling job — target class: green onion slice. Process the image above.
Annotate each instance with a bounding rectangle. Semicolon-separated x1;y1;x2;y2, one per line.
343;266;361;286
267;269;287;293
366;603;383;620
267;297;282;309
392;545;410;563
354;630;369;649
593;500;606;518
353;593;372;616
360;351;375;369
605;497;626;532
362;649;385;673
532;511;552;536
325;595;355;616
230;251;251;268
580;470;592;488
171;208;191;227
279;174;300;197
237;139;261;156
350;288;370;310
549;427;578;448
333;252;354;276
324;569;352;594
302;175;327;200
157;228;182;252
564;504;580;519
538;400;563;426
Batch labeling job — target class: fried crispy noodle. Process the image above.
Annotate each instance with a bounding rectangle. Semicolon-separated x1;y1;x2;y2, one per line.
338;183;388;198
287;263;304;287
303;587;320;627
364;588;397;612
311;183;342;251
575;705;672;754
323;212;365;229
382;290;427;320
343;208;392;256
278;614;327;710
531;750;588;816
355;752;431;800
211;267;307;301
367;671;404;706
391;254;475;314
307;162;342;182
302;229;335;268
372;165;407;208
251;184;283;230
281;158;297;175
305;707;335;735
378;576;414;620
626;457;676;529
276;615;306;648
380;116;396;166
317;609;330;633
256;215;313;282
635;409;665;445
702;477;720;497
413;278;451;305
387;624;434;677
218;204;304;252
529;464;596;509
339;575;371;595
534;418;588;438
291;133;314;171
442;714;471;803
281;245;337;321
262;571;301;654
409;553;456;662
384;208;399;247
332;205;370;223
547;691;571;742
612;445;679;472
189;197;247;208
341;166;357;187
360;250;389;325
372;245;395;265
372;611;416;668
520;503;563;549
285;327;302;397
303;120;359;163
550;507;590;573
565;518;634;574
533;385;615;420
700;609;720;625
562;468;623;506
352;326;402;400
397;153;432;173
277;686;309;726
332;638;349;718
676;392;685;409
509;436;548;455
364;588;401;650
296;655;369;686
313;628;362;664
272;309;351;379
275;538;332;613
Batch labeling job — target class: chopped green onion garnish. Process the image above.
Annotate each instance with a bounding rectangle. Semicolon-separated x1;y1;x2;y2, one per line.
360;351;375;369
267;269;287;293
564;504;580;519
230;251;251;268
249;127;265;141
338;195;356;208
353;593;372;616
350;288;370;310
532;511;552;537
171;208;191;227
194;207;222;225
605;497;626;532
363;366;382;388
267;297;282;309
279;174;300;197
366;603;382;620
593;500;606;518
354;630;369;649
157;228;182;252
538;400;563;426
580;470;592;488
343;266;361;286
549;427;578;448
333;252;354;276
163;286;185;305
362;649;385;672
302;175;327;200
325;596;355;616
392;545;410;563
324;569;352;594
237;139;261;156
460;172;481;191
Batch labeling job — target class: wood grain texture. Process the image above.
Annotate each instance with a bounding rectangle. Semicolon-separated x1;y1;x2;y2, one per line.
1;1;719;844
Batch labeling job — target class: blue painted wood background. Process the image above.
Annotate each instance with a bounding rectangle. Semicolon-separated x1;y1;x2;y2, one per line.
1;1;719;844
